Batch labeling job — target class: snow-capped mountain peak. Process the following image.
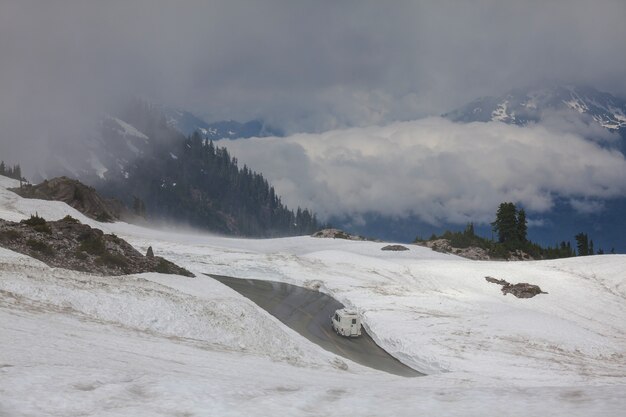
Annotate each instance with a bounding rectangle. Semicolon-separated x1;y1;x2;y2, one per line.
445;85;626;131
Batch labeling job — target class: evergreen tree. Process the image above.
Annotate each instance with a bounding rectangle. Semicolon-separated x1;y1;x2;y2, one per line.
492;202;518;245
516;208;527;243
575;233;589;256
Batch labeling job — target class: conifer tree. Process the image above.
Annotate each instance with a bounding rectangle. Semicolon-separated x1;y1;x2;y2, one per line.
575;233;589;256
492;202;518;245
516;208;527;243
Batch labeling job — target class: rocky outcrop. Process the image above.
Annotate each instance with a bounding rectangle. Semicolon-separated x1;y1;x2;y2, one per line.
420;239;492;260
312;228;377;241
418;239;535;261
0;215;194;277
10;177;123;222
381;244;409;251
485;276;547;298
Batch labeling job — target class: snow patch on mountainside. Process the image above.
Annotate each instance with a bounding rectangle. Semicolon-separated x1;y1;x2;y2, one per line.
109;117;149;141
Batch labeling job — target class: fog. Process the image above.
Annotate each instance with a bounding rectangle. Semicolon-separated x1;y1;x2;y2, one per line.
218;118;626;224
1;0;626;173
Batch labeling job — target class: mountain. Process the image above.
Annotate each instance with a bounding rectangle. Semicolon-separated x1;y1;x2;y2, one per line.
444;84;626;133
93;100;319;237
161;107;283;139
427;84;626;253
25;98;319;237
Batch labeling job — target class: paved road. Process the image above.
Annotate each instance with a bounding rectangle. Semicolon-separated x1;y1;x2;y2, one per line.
208;274;422;377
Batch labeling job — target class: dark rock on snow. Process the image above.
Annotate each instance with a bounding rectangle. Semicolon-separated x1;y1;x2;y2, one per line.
0;215;194;277
485;276;547;298
381;244;409;251
10;177;123;222
312;228;378;241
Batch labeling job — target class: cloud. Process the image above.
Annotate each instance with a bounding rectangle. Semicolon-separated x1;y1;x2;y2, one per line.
569;198;606;214
218;118;626;225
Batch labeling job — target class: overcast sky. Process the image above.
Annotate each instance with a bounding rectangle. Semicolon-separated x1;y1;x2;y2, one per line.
1;1;626;225
1;0;625;140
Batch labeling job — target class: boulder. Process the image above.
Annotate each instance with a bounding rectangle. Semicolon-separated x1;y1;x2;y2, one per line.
381;244;409;251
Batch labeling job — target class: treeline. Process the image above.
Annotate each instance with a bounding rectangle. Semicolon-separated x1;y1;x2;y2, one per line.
0;161;24;181
99;100;320;237
418;202;609;260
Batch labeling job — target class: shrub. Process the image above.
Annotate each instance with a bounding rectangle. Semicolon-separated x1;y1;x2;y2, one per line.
78;235;106;255
75;250;88;260
96;252;128;269
0;229;21;241
62;215;80;224
21;214;51;234
487;243;509;260
26;239;55;256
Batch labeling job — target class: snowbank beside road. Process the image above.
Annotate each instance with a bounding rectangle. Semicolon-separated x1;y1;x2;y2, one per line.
105;221;626;386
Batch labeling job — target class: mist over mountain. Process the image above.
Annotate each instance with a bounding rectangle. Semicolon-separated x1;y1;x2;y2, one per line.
445;85;626;129
444;85;626;153
217;84;626;251
160;107;283;140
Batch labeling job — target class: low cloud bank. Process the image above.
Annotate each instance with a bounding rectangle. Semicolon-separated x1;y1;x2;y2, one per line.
219;118;626;226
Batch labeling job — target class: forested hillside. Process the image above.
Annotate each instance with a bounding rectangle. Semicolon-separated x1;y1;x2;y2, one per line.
98;100;319;237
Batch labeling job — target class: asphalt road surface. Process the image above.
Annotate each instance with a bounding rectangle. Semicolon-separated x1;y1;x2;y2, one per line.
209;274;422;377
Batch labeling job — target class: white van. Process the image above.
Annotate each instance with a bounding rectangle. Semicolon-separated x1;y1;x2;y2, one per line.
331;308;362;337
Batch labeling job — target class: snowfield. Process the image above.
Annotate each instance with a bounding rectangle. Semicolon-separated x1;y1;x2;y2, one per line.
1;175;625;416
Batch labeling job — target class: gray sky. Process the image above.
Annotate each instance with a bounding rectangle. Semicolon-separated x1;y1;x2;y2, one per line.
2;1;626;129
1;0;626;180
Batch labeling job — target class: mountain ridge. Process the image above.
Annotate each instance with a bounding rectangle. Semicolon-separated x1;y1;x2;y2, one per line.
444;84;626;132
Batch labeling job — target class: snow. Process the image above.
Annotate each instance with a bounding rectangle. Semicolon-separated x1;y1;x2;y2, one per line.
1;175;625;416
88;153;108;179
169;152;178;160
491;100;512;122
110;117;149;141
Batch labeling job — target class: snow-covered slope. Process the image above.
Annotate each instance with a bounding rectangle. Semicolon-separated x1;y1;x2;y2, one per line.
1;175;625;416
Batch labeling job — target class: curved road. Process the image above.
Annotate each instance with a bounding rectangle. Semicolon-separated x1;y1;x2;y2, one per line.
208;274;422;377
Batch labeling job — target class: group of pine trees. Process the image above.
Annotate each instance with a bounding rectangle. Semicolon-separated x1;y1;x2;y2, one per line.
420;202;608;259
573;232;611;255
491;202;603;258
0;161;24;181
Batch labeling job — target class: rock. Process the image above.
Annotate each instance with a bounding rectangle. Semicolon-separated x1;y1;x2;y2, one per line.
417;238;535;261
146;246;154;257
0;215;194;277
485;276;547;298
381;244;409;251
312;228;372;241
485;276;508;286
10;177;123;222
418;239;491;260
502;283;548;298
